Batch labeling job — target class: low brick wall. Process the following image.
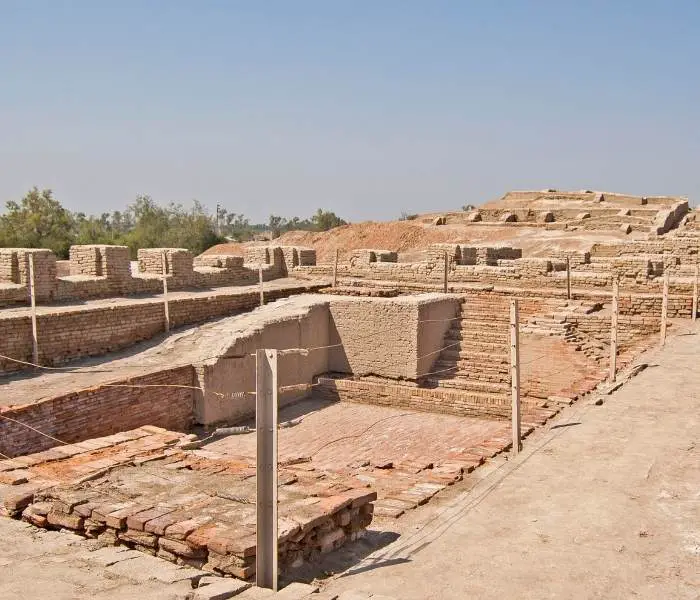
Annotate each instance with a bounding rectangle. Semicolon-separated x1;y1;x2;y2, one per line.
316;377;511;419
0;367;194;457
0;283;324;374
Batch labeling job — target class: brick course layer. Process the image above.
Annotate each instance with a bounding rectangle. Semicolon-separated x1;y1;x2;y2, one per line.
0;367;193;457
0;283;323;374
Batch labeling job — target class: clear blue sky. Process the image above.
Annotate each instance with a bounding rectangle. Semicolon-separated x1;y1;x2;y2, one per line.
0;1;697;222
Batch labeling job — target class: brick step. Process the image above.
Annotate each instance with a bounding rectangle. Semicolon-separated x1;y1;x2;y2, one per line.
459;310;510;322
413;385;511;407
422;377;510;394
453;324;509;338
443;336;509;352
445;329;510;343
433;358;510;375
440;349;510;365
526;316;568;325
455;318;510;330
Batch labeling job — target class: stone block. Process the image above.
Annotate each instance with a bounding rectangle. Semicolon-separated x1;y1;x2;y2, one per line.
189;579;252;600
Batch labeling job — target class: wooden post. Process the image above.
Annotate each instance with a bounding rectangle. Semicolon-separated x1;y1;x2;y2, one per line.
333;249;339;288
660;271;669;346
443;251;449;294
161;252;170;333
693;263;698;322
256;349;278;591
259;265;265;307
509;300;521;454
609;276;619;383
566;257;571;300
27;254;39;365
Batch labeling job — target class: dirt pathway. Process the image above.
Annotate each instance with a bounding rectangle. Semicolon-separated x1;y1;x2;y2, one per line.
318;328;700;599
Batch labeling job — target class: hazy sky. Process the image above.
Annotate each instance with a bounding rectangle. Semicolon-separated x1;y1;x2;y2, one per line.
1;1;697;222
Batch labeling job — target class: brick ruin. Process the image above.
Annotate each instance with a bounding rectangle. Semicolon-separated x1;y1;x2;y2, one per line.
1;189;697;585
0;243;316;306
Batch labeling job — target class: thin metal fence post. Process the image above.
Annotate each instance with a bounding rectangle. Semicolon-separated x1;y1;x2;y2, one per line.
609;276;619;382
566;257;572;300
660;271;669;346
256;349;278;591
161;252;170;333
510;299;521;454
28;254;39;365
443;251;449;294
692;263;698;322
333;249;339;288
259;265;265;307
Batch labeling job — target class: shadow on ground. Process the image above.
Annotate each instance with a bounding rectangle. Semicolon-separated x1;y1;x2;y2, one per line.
281;530;403;586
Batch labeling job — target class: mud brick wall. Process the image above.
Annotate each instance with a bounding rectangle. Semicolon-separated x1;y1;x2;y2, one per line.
549;250;591;266
327;294;460;379
476;246;522;265
297;248;316;266
427;244;461;265
0;249;20;282
0;249;59;302
193;255;244;269
138;248;194;286
0;244;314;307
70;245;103;276
0;367;194;457
244;246;270;265
619;295;693;319
194;299;331;425
316;377;511;419
0;284;323;374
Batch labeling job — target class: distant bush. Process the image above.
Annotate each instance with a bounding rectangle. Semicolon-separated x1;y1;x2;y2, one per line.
399;212;418;221
462;204;476;212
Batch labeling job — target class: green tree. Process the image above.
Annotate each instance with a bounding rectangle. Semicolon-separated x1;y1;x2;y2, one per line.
0;187;75;257
311;208;347;231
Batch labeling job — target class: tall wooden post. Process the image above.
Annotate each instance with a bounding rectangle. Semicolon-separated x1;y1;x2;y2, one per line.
566;257;572;300
27;254;39;365
509;300;521;454
333;249;339;288
660;270;669;346
609;276;619;382
693;263;698;322
259;265;265;307
161;252;170;333
443;251;449;294
256;349;278;591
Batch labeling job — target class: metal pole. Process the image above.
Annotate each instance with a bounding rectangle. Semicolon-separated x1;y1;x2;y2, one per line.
27;254;39;365
693;263;698;322
509;299;521;454
256;349;278;591
161;252;170;333
333;249;339;288
660;271;669;346
566;257;571;300
259;265;265;307
443;251;449;294
609;276;619;383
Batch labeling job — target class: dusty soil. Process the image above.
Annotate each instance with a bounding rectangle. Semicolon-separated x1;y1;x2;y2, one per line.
309;327;700;599
205;220;638;263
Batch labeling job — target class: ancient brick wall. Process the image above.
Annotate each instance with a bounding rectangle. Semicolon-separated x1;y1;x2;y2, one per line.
0;367;194;457
316;377;511;419
0;244;314;307
194;299;331;425
0;283;323;374
327;294;460;379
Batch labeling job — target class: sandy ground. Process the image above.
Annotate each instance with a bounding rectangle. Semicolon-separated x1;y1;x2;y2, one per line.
0;520;195;600
311;328;700;599
205;220;642;263
0;327;697;598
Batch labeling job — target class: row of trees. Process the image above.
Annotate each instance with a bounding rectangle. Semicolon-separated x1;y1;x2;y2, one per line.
0;188;347;258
